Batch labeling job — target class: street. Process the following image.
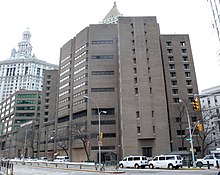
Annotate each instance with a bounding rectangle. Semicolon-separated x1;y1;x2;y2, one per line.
13;164;220;175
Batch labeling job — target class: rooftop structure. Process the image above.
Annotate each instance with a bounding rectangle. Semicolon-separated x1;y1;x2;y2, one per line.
0;29;58;102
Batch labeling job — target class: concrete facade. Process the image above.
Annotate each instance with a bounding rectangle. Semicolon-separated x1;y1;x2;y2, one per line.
0;29;58;102
37;70;58;159
160;35;199;152
56;16;199;162
0;90;42;158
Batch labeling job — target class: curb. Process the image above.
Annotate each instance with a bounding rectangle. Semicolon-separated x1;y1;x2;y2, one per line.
15;164;125;174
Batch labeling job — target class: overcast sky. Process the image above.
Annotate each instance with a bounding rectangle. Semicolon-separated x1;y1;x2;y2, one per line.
0;0;220;92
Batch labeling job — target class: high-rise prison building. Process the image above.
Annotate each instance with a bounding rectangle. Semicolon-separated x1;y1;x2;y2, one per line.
0;28;58;102
56;3;199;161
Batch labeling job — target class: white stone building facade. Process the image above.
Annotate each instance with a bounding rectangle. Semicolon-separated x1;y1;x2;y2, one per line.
200;85;220;151
0;28;58;102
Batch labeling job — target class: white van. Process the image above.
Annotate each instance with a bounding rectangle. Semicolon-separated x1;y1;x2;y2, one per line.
119;156;148;169
53;156;70;163
148;155;182;169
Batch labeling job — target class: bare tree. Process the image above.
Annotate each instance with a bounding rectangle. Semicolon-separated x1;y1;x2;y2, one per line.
16;125;36;157
195;111;220;157
72;122;91;161
56;127;69;156
174;103;190;150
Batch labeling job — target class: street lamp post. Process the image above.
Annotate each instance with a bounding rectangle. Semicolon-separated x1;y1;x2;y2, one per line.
179;99;196;168
84;95;107;170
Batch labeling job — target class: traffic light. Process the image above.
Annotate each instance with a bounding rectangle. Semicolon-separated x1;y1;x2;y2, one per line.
193;97;200;111
100;132;103;140
197;123;203;131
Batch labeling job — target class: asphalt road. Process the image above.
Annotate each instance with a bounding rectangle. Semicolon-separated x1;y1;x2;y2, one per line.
12;164;220;175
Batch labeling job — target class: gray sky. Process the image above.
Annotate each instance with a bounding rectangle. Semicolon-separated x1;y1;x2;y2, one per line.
0;0;219;92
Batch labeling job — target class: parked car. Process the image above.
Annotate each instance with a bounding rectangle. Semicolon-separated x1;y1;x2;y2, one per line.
148;155;183;169
119;156;148;169
53;156;70;163
26;157;38;161
38;157;48;161
196;154;220;167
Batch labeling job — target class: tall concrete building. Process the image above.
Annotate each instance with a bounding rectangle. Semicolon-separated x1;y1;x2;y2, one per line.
0;90;42;158
38;69;58;159
160;35;199;152
0;28;58;102
0;70;59;159
56;4;199;162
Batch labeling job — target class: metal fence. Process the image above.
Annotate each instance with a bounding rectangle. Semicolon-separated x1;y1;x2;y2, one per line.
0;160;13;175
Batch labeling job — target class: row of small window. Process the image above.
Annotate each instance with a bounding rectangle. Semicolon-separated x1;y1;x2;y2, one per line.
74;66;87;75
91;55;113;59
0;108;14;118
132;48;148;55
62;54;113;67
167;48;187;54
173;97;194;103
91;120;115;125
1;63;44;68
73;90;87;98
172;88;193;95
74;73;87;82
134;87;153;96
131;39;148;47
61;55;71;64
60;75;70;83
15;112;37;117
91;87;115;92
91;40;114;44
16;106;41;110
91;71;114;75
170;72;191;78
59;89;70;97
0;96;15;108
17;94;41;98
59;97;70;104
60;61;70;70
136;110;154;119
75;43;88;54
168;55;188;62
73;99;85;106
74;58;87;68
59;109;115;123
2;78;40;83
60;68;70;77
137;125;155;134
17;100;41;104
91;108;115;115
169;64;189;70
75;51;88;61
133;66;151;75
59;82;70;90
171;80;192;86
166;41;186;47
73;82;87;90
0;110;11;118
133;57;150;64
